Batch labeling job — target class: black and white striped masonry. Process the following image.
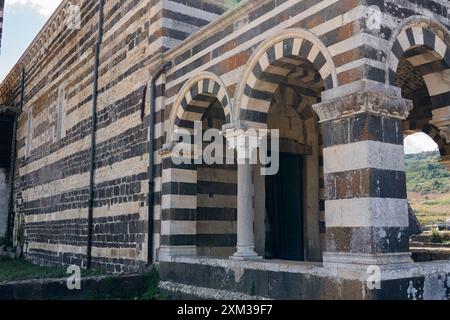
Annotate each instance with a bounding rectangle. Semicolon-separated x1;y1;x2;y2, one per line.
314;86;415;265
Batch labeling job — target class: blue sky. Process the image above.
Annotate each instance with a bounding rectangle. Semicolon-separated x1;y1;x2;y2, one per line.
0;0;440;155
0;0;61;81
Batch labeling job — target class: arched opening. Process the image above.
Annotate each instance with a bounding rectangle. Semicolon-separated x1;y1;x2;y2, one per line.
404;132;450;233
391;24;450;236
197;99;237;257
238;35;336;262
389;24;450;165
161;76;236;259
262;60;325;262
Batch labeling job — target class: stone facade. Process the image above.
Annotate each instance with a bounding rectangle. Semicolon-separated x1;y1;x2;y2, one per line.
0;0;4;51
0;0;449;299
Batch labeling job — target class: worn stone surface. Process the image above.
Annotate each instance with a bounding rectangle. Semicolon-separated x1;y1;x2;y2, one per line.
159;258;450;300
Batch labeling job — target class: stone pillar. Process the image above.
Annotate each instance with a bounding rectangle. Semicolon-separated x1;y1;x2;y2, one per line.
313;81;414;267
223;122;260;260
159;144;198;260
431;107;450;170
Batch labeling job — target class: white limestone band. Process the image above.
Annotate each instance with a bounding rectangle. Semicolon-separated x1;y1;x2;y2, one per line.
323;141;405;174
325;198;409;228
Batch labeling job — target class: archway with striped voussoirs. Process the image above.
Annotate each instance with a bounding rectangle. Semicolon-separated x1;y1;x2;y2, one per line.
160;72;237;259
167;72;233;145
234;29;338;127
387;19;450;167
234;30;337;262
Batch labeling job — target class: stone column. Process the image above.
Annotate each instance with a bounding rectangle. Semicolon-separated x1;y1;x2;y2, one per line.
313;81;414;267
223;122;261;260
431;107;450;170
233;161;260;259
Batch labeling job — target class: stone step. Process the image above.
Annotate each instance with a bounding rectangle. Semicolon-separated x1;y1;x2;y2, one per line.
159;281;270;301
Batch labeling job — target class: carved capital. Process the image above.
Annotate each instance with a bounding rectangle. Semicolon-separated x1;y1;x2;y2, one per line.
440;155;450;171
313;91;413;123
159;143;174;156
439;125;450;144
0;106;16;115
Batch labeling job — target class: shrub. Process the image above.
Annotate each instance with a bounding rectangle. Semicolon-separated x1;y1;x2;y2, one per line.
431;229;444;244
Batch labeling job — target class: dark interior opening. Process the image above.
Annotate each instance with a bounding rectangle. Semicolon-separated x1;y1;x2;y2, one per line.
265;153;304;261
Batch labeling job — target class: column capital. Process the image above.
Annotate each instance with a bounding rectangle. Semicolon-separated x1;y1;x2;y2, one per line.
222;121;261;162
430;107;450;144
440;155;450;171
222;121;253;137
159;143;174;157
313;90;413;123
439;125;450;144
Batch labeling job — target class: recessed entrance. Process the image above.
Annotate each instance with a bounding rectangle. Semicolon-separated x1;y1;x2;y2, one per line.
265;153;304;261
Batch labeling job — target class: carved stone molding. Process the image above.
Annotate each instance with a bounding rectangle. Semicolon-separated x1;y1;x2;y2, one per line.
313;91;413;123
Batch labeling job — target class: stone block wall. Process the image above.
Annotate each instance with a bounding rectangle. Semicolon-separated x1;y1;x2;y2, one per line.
0;0;232;272
0;0;448;280
0;0;4;51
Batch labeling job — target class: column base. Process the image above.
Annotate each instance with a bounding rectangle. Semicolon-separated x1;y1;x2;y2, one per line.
230;246;262;261
323;252;414;269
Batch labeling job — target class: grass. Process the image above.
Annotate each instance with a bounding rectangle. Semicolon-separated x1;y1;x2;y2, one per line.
423;198;450;206
414;208;450;226
411;193;450;226
405;152;450;228
0;257;103;283
0;258;169;300
81;267;169;300
431;229;444;244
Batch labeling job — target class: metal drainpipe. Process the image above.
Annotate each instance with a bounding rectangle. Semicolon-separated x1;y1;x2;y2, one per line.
6;67;26;242
87;0;105;269
147;62;171;265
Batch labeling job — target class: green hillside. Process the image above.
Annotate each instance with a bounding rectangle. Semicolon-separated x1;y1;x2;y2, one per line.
405;152;450;194
406;152;450;227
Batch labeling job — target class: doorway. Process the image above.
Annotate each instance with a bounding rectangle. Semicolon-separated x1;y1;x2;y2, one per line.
265;153;304;261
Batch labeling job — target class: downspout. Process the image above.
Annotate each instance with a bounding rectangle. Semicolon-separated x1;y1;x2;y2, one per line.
87;0;105;269
147;62;171;265
6;67;26;241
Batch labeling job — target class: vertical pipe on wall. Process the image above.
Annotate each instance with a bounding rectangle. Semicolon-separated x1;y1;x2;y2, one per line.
87;0;104;269
6;67;25;242
147;62;171;265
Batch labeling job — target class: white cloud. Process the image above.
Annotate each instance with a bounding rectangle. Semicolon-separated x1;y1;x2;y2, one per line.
404;132;439;155
6;0;62;17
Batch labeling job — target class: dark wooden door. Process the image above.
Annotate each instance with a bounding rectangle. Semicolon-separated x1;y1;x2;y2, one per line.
266;153;304;261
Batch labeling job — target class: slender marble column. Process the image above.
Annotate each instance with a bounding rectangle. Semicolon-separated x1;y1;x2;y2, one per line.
232;161;259;259
223;122;261;260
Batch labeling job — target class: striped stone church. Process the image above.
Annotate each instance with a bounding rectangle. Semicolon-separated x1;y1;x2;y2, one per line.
0;0;449;299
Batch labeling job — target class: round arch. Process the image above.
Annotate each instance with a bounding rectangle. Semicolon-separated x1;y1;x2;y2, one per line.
233;29;339;124
386;17;450;162
386;17;450;86
166;71;233;144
